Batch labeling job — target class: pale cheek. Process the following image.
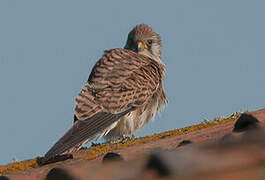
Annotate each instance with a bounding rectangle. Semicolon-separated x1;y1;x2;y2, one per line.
151;44;161;57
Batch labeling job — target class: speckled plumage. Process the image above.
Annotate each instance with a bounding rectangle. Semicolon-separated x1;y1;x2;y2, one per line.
44;24;167;161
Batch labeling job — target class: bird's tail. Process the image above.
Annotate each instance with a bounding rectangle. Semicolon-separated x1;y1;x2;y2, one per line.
43;109;132;162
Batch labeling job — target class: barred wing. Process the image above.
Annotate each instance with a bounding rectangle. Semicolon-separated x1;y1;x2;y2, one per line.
44;49;165;161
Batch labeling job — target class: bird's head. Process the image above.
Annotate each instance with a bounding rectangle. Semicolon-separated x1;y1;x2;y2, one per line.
124;24;162;62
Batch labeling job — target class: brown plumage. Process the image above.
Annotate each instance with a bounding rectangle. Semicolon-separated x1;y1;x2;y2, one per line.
44;24;167;161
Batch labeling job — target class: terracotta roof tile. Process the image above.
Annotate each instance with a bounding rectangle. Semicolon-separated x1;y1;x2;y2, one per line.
1;108;265;180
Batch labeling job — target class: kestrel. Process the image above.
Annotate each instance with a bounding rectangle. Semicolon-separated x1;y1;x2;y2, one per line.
44;24;167;161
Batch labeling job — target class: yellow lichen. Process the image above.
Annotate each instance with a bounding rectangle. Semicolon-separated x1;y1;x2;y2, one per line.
82;114;239;160
0;114;239;175
0;158;39;176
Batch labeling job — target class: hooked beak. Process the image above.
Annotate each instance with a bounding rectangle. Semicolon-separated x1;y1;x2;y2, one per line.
136;41;145;52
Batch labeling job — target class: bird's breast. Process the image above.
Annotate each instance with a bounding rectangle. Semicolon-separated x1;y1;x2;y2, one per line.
104;88;166;138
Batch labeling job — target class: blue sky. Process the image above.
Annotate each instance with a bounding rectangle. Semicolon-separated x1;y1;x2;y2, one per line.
0;0;264;164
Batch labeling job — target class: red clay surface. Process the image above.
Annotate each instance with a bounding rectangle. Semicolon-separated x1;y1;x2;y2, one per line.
1;108;265;180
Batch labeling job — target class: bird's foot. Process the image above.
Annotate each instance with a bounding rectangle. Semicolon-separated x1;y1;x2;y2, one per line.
119;134;135;144
107;134;135;144
91;142;101;147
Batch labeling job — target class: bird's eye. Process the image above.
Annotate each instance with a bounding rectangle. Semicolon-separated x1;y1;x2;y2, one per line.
146;39;153;46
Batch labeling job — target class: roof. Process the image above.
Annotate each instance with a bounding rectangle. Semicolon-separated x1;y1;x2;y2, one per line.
1;108;265;180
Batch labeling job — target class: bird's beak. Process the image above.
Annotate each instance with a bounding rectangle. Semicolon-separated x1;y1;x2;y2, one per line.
136;41;145;52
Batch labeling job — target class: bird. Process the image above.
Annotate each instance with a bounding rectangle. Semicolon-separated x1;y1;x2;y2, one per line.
44;24;167;161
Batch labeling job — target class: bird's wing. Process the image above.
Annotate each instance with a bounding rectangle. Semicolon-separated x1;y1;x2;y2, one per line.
76;48;165;119
44;48;165;161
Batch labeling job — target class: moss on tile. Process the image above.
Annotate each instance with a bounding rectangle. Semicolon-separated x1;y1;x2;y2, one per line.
83;114;239;160
0;113;239;175
0;158;39;176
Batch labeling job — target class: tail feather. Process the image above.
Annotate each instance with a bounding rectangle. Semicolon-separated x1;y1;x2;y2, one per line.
44;109;132;161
